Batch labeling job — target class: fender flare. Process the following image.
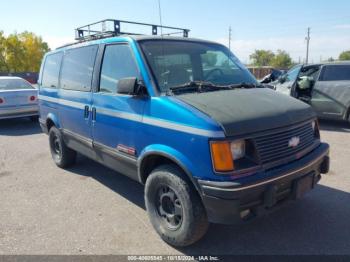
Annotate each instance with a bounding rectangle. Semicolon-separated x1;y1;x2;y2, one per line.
137;144;202;194
46;112;60;129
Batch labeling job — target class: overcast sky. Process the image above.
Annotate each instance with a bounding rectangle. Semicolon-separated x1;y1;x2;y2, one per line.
1;0;350;64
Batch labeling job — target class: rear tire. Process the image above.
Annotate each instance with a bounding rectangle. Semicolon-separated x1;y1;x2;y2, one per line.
48;126;76;168
145;164;209;247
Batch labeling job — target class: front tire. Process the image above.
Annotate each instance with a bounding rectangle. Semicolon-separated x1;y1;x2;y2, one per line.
48;126;76;168
145;165;209;247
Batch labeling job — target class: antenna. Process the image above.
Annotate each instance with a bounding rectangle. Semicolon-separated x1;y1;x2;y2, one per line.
156;0;166;88
158;0;163;35
229;26;232;50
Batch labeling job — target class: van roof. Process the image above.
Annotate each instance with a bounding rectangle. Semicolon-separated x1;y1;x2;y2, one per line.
303;61;350;67
55;35;219;51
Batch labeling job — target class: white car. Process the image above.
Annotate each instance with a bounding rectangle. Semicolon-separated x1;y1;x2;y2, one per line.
0;76;39;120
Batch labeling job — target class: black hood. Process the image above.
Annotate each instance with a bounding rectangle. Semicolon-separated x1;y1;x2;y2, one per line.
176;88;316;137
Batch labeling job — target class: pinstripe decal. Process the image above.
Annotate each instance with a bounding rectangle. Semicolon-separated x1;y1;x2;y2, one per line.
38;95;85;110
142;117;224;137
38;94;225;138
96;106;142;122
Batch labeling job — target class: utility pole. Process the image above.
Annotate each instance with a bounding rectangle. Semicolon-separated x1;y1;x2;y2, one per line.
305;27;310;64
228;26;232;50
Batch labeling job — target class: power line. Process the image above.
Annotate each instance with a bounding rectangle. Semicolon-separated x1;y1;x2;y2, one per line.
305;27;311;64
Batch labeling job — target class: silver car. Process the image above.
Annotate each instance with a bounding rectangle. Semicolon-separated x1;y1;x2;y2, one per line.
0;77;39;120
274;62;350;123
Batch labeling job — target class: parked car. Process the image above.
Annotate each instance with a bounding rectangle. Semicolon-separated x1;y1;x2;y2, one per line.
0;76;39;120
274;62;350;123
38;19;330;247
260;68;285;84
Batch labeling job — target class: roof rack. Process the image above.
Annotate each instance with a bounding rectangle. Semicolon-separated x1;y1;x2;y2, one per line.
75;19;190;41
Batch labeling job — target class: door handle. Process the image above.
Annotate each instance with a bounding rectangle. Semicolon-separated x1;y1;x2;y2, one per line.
84;105;89;119
92;107;96;121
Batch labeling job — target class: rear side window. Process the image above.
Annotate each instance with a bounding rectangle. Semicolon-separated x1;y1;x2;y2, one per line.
41;52;63;88
99;44;139;93
61;45;98;91
319;65;350;81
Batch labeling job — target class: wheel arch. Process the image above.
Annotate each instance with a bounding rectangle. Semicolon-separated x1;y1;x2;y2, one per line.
138;146;202;194
45;113;60;131
345;104;350;121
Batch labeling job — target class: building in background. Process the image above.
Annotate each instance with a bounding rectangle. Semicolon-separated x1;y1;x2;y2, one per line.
0;72;38;84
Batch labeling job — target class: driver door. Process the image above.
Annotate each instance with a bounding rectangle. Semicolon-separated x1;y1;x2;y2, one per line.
91;43;146;178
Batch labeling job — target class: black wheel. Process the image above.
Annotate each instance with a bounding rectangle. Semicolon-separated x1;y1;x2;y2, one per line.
145;165;209;247
48;126;76;168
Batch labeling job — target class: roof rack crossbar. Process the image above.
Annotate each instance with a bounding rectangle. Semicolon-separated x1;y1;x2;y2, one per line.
75;19;190;41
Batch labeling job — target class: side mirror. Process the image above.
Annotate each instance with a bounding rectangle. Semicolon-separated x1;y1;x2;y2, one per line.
117;77;141;95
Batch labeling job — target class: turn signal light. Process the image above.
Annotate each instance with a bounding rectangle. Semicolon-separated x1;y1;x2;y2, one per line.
0;98;3;104
29;96;36;101
211;141;234;172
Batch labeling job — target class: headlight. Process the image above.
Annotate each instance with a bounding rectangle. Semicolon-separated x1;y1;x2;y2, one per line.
230;140;245;160
210;140;246;172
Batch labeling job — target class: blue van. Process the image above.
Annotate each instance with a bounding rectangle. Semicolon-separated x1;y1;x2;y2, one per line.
38;20;330;246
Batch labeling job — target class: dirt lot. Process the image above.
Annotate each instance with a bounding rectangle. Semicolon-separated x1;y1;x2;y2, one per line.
0;118;350;255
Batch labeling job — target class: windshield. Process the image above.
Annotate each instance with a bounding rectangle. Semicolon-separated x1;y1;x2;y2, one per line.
0;78;34;90
139;40;257;93
284;65;302;83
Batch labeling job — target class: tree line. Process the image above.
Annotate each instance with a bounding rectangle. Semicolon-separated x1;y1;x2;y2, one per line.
0;31;50;73
1;30;349;73
249;49;350;69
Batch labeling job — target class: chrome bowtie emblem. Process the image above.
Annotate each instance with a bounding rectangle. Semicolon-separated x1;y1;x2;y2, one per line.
288;136;300;148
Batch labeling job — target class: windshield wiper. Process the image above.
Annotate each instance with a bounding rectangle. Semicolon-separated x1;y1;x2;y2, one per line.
168;81;222;95
221;82;260;89
167;81;261;95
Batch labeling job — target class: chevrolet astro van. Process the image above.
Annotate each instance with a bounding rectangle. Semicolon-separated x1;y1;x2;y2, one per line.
38;20;330;247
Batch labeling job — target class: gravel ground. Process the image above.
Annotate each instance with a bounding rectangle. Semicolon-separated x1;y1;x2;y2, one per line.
0;118;349;255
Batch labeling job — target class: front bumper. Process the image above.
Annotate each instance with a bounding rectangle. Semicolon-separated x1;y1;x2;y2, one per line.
0;105;39;120
198;142;330;224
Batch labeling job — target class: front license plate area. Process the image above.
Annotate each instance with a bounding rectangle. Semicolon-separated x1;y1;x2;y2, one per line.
293;173;314;199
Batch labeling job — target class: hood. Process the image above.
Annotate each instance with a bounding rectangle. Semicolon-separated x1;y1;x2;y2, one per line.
176;88;316;137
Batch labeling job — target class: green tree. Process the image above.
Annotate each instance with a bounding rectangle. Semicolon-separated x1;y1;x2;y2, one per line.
271;50;292;68
0;31;50;73
339;50;350;61
20;31;49;72
0;31;9;71
5;33;26;72
249;49;275;66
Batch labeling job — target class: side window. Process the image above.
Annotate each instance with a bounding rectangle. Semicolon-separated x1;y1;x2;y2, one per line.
41;52;63;88
319;65;350;81
99;44;139;93
60;45;98;91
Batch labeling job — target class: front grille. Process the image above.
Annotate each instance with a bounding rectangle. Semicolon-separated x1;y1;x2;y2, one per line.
254;121;315;165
